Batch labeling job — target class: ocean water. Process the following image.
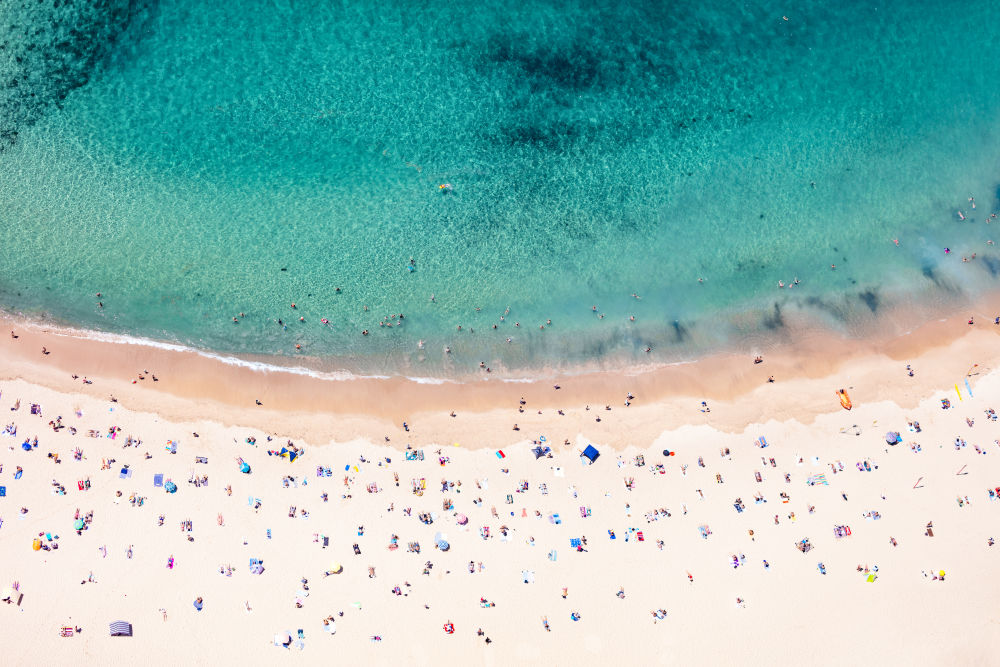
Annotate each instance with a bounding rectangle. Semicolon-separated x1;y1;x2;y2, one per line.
1;0;999;376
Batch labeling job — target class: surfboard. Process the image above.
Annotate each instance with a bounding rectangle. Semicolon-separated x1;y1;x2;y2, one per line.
837;389;852;410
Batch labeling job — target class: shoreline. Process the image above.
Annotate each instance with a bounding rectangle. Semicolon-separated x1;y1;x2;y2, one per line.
4;300;1000;665
2;293;999;450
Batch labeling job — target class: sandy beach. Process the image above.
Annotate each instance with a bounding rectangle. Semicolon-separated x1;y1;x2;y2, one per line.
2;312;1000;665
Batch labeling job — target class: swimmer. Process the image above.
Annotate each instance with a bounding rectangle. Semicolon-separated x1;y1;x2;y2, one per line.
632;293;640;300
793;277;800;285
970;195;976;209
958;211;965;220
698;277;704;283
233;317;238;323
362;330;369;336
629;315;635;322
892;239;899;246
944;248;951;254
506;337;512;343
417;340;425;349
291;303;296;308
592;305;598;312
445;346;451;354
830;264;836;270
546;319;551;325
299;317;305;322
295;344;301;350
321;318;329;324
430;294;436;303
777;281;784;288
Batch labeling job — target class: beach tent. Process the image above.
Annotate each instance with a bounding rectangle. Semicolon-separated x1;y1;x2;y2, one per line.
531;445;551;459
109;621;132;637
581;445;600;464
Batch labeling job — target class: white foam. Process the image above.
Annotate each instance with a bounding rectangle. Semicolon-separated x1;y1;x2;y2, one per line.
37;322;395;382
404;376;457;385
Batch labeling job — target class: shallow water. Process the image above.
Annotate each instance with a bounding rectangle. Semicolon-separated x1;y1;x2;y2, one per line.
1;0;999;375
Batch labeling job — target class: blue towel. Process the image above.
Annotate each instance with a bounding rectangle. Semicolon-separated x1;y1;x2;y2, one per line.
153;474;164;488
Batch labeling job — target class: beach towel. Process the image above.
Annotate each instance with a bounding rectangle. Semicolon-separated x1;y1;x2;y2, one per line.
0;486;6;497
153;474;164;488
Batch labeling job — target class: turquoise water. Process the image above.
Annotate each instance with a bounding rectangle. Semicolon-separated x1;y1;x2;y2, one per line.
1;0;999;375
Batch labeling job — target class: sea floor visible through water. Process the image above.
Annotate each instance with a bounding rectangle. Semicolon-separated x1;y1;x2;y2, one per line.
1;0;1000;376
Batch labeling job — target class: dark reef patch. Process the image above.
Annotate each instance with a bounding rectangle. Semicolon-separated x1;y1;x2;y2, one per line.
671;319;689;343
0;0;155;152
981;255;1000;278
858;289;879;314
761;302;784;330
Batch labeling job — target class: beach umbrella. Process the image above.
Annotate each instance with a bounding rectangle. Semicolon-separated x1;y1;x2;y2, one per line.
165;481;177;494
330;563;343;574
74;519;85;531
456;514;468;525
240;461;251;474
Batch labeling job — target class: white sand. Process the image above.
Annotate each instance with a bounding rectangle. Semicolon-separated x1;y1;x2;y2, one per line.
0;375;999;665
1;312;1000;664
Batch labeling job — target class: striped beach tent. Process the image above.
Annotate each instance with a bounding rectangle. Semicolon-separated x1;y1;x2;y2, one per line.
109;621;132;636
